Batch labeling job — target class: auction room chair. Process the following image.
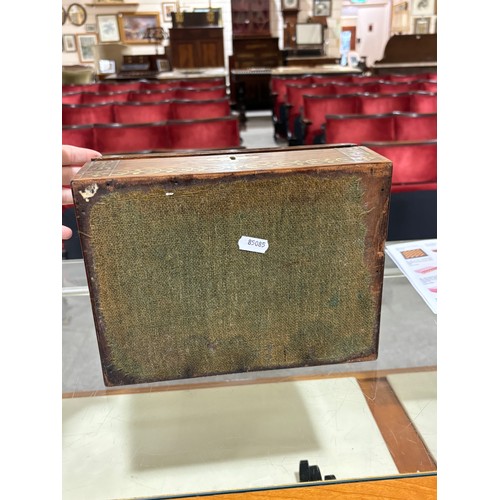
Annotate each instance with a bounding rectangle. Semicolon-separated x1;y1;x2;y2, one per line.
393;112;437;141
324;113;396;144
128;89;178;103
359;92;412;115
302;94;360;145
165;116;241;150
62;103;114;126
80;91;130;104
179;77;226;88
62;124;95;150
362;139;438;241
174;86;228;100
93;122;169;154
410;91;437;113
169;97;231;120
112;101;173;124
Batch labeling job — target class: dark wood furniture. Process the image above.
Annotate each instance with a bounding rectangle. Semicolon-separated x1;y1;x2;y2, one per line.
169;27;224;69
229;37;282;114
371;34;437;75
231;0;271;37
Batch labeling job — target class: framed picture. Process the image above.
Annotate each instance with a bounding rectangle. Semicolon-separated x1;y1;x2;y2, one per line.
391;1;409;34
118;12;161;44
63;34;77;52
162;2;177;23
97;14;120;42
411;0;435;17
85;23;96;32
313;0;331;17
76;33;97;63
414;16;431;34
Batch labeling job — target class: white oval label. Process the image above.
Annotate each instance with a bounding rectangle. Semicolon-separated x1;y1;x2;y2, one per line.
238;236;269;254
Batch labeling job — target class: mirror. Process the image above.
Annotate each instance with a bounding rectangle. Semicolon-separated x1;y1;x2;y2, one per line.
67;3;87;27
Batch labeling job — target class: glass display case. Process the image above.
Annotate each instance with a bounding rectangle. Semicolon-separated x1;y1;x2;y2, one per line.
62;243;437;499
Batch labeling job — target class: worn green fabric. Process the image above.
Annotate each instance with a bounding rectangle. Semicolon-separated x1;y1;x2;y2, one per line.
89;172;378;383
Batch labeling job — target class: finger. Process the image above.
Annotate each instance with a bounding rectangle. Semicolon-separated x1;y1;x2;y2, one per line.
62;187;74;205
62;144;101;166
62;225;73;240
62;165;82;185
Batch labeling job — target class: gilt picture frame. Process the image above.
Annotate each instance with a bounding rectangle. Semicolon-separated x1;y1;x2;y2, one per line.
118;12;161;44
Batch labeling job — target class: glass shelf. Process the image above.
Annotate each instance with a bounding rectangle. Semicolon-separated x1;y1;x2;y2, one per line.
62;242;437;499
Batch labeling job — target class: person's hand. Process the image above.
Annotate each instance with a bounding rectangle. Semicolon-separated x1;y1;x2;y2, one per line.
62;145;101;240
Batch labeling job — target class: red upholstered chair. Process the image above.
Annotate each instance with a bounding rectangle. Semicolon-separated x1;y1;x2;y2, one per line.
302;93;360;145
93;122;169;154
351;75;386;83
325;113;396;144
418;80;438;93
62;103;114;125
63;83;99;93
310;75;353;84
393;112;437;141
363;139;438;241
410;91;437;113
139;81;181;91
165;116;241;150
377;81;422;94
270;75;312;139
174;86;227;100
362;139;437;191
128;89;178;102
285;83;336;143
112;101;173;124
80;91;130;104
98;81;142;93
179;77;226;88
170;97;231;120
62;92;83;105
62;125;95;149
332;82;381;94
385;73;428;82
358;92;412;114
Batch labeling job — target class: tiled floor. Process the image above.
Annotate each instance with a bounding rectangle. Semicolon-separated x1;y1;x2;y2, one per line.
238;110;281;149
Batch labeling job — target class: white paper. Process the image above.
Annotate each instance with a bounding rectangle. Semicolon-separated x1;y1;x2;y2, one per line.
238;236;269;254
385;239;437;314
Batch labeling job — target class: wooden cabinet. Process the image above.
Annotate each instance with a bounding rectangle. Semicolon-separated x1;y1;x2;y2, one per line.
231;0;270;37
229;37;282;111
169;28;224;69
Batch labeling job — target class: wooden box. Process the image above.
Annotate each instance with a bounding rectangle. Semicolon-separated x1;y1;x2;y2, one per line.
71;145;392;386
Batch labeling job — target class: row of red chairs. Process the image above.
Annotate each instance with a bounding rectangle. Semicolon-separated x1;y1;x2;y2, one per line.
324;111;437;146
62;97;232;126
358;139;437;193
271;72;437;109
271;73;437;137
284;82;437;142
62;116;241;154
300;91;437;145
62;85;228;105
62;77;226;94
